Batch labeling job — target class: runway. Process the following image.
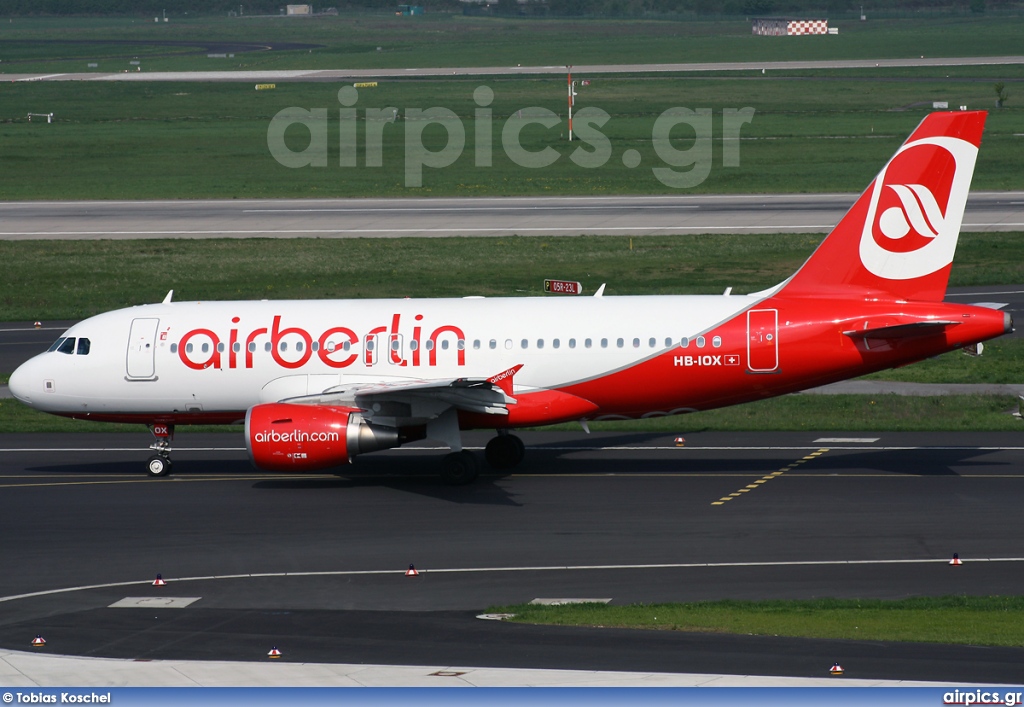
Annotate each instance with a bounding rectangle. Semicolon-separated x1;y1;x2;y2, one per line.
1;192;1023;240
1;429;1023;683
6;54;1024;83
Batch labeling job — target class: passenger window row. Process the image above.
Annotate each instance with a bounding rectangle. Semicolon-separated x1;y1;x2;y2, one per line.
170;335;725;356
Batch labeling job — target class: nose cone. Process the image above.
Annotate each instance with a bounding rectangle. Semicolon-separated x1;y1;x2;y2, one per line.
8;358;37;405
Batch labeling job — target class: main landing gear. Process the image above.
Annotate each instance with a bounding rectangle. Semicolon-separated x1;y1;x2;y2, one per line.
440;450;481;486
146;423;174;478
484;432;525;470
439;432;526;486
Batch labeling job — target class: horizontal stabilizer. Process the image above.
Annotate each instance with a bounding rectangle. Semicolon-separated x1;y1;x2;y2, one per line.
843;320;959;340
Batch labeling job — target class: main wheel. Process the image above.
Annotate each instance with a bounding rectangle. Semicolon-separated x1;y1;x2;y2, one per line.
485;434;525;469
146;455;172;478
439;450;480;486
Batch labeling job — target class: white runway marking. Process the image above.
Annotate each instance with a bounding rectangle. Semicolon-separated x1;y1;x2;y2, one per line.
3;557;1023;605
243;205;703;213
813;437;880;443
0;225;839;236
108;596;201;609
945;289;1024;296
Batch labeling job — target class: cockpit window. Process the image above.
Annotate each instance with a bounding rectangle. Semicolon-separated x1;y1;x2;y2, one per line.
56;337;76;355
76;338;91;356
47;337;67;353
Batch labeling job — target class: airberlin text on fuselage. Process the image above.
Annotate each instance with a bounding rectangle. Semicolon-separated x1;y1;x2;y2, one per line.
177;313;466;371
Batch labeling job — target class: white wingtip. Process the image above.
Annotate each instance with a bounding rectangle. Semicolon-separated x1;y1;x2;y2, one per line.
162;290;174;304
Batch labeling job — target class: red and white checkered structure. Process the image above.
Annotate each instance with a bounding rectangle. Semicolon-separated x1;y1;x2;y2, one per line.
752;18;829;36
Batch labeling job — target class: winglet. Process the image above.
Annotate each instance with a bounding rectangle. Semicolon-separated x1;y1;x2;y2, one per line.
162;290;174;304
488;364;523;397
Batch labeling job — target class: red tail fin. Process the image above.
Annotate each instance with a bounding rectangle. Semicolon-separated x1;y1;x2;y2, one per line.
780;111;986;302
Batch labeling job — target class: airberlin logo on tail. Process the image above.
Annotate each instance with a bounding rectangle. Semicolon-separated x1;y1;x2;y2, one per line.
878;184;946;242
859;136;978;281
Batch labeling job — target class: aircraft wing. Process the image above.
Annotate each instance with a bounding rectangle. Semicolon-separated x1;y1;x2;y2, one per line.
281;376;514;424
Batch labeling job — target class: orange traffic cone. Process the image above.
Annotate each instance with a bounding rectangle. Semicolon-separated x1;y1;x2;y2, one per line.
405;564;420;577
949;553;962;566
674;436;685;447
153;573;167;586
33;321;42;329
267;646;282;658
830;662;844;676
32;635;46;647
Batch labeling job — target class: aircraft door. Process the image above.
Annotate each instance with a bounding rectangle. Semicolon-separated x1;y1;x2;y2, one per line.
364;334;379;366
747;309;778;373
388;333;405;366
126;317;160;379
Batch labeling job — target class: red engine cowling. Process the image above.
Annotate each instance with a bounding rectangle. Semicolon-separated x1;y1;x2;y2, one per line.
245;402;400;471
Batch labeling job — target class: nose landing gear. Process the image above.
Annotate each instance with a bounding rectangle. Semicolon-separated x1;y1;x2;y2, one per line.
146;423;174;477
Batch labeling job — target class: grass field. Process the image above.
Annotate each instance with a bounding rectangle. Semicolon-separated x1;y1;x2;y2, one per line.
5;233;827;319
2;233;1022;321
2;75;1022;199
3;15;1024;73
487;596;1024;647
2;13;1024;199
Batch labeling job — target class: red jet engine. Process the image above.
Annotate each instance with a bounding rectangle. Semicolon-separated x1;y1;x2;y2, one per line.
245;402;400;471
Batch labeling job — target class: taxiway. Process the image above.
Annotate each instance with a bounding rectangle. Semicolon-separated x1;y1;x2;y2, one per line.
2;193;1023;240
1;430;1023;683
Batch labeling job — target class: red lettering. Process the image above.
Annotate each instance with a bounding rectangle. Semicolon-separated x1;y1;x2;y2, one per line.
317;327;358;368
429;325;466;366
244;327;268;369
229;317;240;369
178;329;221;370
412;314;423;367
178;313;467;372
271;315;313;369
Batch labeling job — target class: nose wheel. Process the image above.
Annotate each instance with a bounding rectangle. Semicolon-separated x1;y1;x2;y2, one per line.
147;454;173;477
146;423;175;477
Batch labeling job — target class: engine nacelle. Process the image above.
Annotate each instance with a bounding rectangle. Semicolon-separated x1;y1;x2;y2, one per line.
245;402;399;471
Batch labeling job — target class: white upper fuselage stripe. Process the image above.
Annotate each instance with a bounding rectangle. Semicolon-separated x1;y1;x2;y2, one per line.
17;293;764;415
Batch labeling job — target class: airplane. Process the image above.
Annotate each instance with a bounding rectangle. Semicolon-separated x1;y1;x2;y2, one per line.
8;110;1012;483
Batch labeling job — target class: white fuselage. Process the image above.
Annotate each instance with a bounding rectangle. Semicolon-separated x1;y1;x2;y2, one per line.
10;293;763;420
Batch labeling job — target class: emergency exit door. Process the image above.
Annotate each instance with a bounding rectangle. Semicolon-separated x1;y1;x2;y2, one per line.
126;317;160;379
747;309;778;372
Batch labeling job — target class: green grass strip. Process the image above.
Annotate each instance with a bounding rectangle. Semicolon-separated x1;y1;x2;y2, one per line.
488;596;1024;647
2;233;1023;321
